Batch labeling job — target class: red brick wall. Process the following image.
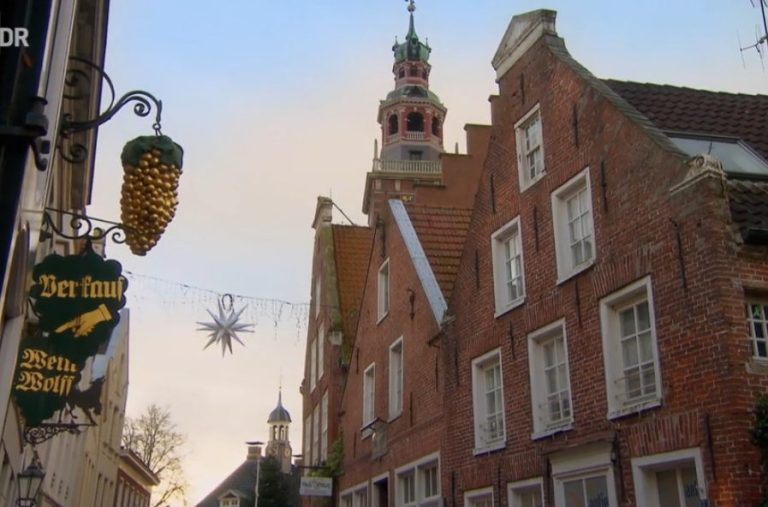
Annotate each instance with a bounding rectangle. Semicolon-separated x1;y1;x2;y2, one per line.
441;33;767;506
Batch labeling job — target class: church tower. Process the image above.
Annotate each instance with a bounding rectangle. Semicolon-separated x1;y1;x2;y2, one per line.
363;0;448;224
265;390;293;474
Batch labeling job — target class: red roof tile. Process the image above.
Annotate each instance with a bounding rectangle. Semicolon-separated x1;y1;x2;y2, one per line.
404;205;473;301
332;225;374;341
604;80;768;160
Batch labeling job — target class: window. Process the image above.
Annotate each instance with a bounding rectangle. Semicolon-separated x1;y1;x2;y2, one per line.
507;478;543;507
378;260;390;322
342;485;370;507
631;448;707;507
315;275;321;317
355;487;369;507
432;118;441;136
515;104;545;191
321;391;329;461
389;338;404;419
551;443;617;507
312;403;320;465
310;338;317;391
220;497;239;507
396;455;440;507
747;300;768;358
600;277;662;418
303;414;311;465
389;114;399;135
527;320;573;438
491;217;525;316
318;327;325;380
472;349;505;453
464;487;494;507
407;112;424;132
363;363;376;431
551;168;595;282
409;150;423;160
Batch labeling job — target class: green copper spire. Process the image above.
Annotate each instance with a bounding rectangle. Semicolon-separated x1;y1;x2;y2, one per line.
393;0;431;63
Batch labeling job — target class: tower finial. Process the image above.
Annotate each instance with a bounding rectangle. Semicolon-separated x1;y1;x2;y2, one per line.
406;0;415;13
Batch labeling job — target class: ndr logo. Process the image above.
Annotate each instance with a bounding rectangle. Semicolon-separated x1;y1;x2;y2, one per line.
0;27;28;47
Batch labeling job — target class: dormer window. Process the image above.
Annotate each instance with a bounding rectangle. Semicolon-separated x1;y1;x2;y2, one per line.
220;496;240;507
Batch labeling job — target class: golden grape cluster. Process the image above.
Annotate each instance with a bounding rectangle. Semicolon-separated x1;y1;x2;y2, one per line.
120;148;181;255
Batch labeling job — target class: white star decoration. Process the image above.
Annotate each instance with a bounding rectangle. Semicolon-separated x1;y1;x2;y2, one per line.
197;298;254;356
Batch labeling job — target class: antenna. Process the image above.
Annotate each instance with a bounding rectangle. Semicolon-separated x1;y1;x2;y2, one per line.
739;0;768;67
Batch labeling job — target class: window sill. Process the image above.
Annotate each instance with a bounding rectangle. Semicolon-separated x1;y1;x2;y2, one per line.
473;439;506;456
531;422;572;441
747;357;768;374
607;398;661;420
388;412;402;423
360;427;373;440
556;259;595;286
494;297;526;319
377;311;389;325
519;171;546;193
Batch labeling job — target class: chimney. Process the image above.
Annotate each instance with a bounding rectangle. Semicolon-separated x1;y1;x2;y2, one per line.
312;196;333;230
492;9;557;81
246;441;263;461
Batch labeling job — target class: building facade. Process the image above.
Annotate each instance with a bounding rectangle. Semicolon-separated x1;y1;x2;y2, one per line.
441;9;768;507
303;5;768;507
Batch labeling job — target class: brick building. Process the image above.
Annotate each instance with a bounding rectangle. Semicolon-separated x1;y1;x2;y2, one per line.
302;5;768;507
440;9;768;507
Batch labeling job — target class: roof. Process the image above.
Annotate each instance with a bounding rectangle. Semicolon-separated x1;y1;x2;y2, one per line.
393;9;431;63
726;179;768;244
194;459;259;507
404;204;473;302
332;225;374;341
603;80;768;161
268;391;291;423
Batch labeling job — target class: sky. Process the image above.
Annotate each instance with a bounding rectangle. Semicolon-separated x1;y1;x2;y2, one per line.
86;1;767;504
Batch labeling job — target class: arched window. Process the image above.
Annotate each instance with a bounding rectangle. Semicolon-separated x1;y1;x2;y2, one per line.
432;117;441;136
422;69;428;79
409;67;418;77
407;112;424;132
388;114;399;135
398;68;405;78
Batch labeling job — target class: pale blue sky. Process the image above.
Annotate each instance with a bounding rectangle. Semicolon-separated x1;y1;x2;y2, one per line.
87;1;766;504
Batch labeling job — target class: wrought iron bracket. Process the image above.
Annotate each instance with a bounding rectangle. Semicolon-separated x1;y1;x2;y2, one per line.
41;207;131;246
23;423;84;446
57;55;164;164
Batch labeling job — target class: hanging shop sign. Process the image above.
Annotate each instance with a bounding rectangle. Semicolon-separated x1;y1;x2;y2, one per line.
13;248;127;426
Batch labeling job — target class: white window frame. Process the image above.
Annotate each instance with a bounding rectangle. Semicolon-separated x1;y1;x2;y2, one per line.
363;363;376;434
551;167;595;283
378;259;390;322
471;348;506;454
746;299;768;360
464;486;494;507
515;103;545;192
551;443;617;507
631;447;708;507
318;327;325;381
310;337;317;392
389;337;404;420
395;452;441;507
304;414;312;466
491;216;526;317
321;390;329;462
341;483;370;507
600;276;663;419
312;403;320;465
315;274;322;317
507;477;543;507
527;319;573;439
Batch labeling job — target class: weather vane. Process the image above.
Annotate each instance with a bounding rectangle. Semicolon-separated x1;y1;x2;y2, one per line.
197;293;254;356
405;0;415;13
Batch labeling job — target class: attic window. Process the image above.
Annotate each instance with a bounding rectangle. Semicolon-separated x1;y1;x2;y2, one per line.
667;134;768;176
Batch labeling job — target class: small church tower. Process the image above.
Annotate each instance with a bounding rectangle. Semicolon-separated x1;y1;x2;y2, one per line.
265;390;293;474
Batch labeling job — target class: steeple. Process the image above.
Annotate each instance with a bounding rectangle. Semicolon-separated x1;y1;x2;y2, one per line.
363;0;448;223
265;388;292;473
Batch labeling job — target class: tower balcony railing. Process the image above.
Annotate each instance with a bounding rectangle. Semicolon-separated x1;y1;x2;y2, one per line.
372;158;442;175
405;131;425;141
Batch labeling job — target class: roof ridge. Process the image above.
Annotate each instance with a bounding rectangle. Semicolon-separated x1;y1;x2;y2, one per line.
602;78;768;99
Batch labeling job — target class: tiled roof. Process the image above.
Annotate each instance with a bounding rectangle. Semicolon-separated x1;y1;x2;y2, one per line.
603;80;768;160
404;205;473;301
332;225;374;341
727;178;768;244
194;459;258;507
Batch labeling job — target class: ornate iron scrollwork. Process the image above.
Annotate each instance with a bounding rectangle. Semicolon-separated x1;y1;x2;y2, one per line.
23;424;82;446
41;207;131;245
57;55;164;164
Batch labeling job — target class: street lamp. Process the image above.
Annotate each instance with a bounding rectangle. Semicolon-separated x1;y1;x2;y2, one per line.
16;450;45;507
